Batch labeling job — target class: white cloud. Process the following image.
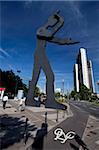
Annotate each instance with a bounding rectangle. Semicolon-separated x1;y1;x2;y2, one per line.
55;88;61;92
0;48;11;58
69;1;83;19
67;1;89;37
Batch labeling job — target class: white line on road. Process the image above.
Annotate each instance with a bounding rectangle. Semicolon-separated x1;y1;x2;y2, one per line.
70;103;86;113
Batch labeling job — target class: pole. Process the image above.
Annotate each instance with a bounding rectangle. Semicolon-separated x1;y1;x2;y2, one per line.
62;79;64;96
56;109;59;122
45;112;47;124
62;110;65;118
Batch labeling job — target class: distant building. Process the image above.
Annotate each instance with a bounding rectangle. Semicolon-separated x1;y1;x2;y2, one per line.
73;64;79;92
88;60;95;93
74;47;95;93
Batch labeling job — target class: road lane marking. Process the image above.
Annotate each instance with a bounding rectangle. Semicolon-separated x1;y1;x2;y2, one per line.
70;103;87;113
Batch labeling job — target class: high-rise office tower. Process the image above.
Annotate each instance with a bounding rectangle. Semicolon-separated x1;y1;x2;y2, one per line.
74;64;79;92
88;60;95;93
74;47;95;93
79;48;90;89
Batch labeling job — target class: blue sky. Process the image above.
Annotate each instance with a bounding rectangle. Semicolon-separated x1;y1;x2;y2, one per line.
0;1;99;93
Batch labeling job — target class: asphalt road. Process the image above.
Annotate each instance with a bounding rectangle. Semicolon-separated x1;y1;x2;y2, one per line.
69;100;99;118
43;104;89;150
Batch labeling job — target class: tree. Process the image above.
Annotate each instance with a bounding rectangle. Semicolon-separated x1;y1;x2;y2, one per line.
0;69;28;97
64;94;67;99
70;84;98;102
55;92;61;98
71;90;76;98
70;90;80;100
34;86;40;97
79;84;92;101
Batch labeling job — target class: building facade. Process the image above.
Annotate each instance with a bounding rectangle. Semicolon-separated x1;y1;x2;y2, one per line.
74;64;79;92
74;47;95;93
88;60;95;93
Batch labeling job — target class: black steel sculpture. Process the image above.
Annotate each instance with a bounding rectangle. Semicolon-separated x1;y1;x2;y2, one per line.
26;11;79;109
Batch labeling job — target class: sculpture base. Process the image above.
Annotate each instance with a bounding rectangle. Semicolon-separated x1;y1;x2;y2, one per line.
26;98;66;110
45;99;66;110
26;99;41;107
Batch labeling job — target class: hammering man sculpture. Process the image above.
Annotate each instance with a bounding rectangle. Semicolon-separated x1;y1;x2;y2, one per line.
26;11;79;109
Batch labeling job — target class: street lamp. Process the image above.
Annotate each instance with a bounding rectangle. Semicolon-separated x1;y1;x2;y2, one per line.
61;79;64;96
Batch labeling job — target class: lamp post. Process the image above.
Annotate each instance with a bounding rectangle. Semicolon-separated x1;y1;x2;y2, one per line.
62;79;64;96
56;109;59;122
67;90;69;101
45;112;47;124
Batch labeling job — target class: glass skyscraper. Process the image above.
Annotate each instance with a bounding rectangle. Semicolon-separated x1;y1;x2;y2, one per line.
74;48;95;93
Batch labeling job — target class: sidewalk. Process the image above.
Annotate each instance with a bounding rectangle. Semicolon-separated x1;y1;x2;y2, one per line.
0;100;73;150
80;115;99;150
26;103;73;131
0;101;17;115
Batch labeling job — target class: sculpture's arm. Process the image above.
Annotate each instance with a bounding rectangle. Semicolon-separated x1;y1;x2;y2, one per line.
37;11;64;39
48;36;80;45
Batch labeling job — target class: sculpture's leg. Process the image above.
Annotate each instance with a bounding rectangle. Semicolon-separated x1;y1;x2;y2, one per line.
42;59;54;104
42;57;65;109
26;61;41;106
